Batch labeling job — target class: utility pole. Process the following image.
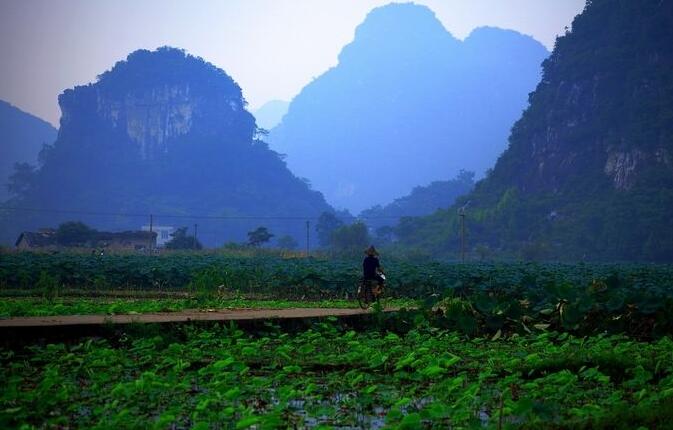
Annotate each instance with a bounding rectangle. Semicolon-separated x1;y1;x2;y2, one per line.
149;214;154;254
306;220;310;257
458;201;470;263
193;224;198;250
460;210;465;262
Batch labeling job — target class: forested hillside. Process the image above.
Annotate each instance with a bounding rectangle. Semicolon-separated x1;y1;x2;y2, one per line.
360;170;474;231
397;0;673;262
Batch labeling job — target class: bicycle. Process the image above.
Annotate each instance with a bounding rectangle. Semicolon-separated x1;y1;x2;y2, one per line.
356;274;386;309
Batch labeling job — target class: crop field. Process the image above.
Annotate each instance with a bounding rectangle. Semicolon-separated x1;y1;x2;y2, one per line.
1;252;673;428
3;323;673;429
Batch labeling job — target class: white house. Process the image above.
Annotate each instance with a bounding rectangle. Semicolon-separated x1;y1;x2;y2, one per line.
141;225;176;247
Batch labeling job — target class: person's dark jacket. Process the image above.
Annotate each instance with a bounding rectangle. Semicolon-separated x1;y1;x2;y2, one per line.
363;255;380;280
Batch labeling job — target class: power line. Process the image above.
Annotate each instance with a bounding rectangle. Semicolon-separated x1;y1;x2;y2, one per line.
0;205;415;220
0;206;315;220
0;206;148;218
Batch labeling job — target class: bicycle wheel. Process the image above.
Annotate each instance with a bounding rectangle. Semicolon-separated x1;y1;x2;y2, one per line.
374;284;385;303
357;281;373;309
370;284;386;309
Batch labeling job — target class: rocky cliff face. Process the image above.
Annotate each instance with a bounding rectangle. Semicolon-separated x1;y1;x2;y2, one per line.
58;49;255;162
397;0;673;261
500;74;673;195
603;147;673;190
1;48;332;246
490;0;673;198
61;84;197;160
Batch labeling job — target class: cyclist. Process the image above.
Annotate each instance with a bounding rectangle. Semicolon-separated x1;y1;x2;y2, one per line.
363;245;385;295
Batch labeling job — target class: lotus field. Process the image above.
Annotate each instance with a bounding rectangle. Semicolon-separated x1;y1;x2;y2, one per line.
1;252;673;428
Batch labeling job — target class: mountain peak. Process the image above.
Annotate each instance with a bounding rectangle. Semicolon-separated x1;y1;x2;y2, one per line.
465;26;546;49
355;2;447;35
94;47;242;100
1;47;332;245
338;2;458;64
58;46;255;160
270;4;547;213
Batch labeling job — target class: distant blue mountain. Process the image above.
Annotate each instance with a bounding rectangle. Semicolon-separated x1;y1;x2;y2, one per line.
0;48;332;246
253;100;289;130
360;170;475;231
270;3;548;213
0;100;57;201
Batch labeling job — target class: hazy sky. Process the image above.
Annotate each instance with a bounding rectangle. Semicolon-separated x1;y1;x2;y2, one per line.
0;0;585;127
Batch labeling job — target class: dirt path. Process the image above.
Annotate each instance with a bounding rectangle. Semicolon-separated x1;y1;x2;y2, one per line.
0;307;396;328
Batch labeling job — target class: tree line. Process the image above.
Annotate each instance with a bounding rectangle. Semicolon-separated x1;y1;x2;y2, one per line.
43;214;376;253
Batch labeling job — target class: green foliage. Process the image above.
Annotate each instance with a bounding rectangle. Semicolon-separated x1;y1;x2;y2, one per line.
361;169;475;231
2;252;673;428
2;253;673;338
276;235;298;250
36;270;60;299
187;267;224;302
165;227;202;250
247;227;274;247
315;212;344;247
330;222;370;253
2;325;672;428
55;221;96;246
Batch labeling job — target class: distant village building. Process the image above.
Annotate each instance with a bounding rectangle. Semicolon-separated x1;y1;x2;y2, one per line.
15;228;57;250
93;231;156;250
141;225;175;247
14;228;156;251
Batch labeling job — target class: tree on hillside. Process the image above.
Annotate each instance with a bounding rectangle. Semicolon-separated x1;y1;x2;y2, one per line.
360;169;476;230
7;163;36;197
316;212;344;247
165;227;202;250
55;221;97;246
330;222;370;253
248;227;274;247
276;235;298;250
375;225;395;243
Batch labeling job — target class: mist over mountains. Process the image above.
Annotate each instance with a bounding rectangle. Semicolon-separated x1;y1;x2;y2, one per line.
0;100;57;201
397;0;673;262
361;170;475;232
4;1;669;261
270;3;549;213
253;100;290;131
0;48;332;246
